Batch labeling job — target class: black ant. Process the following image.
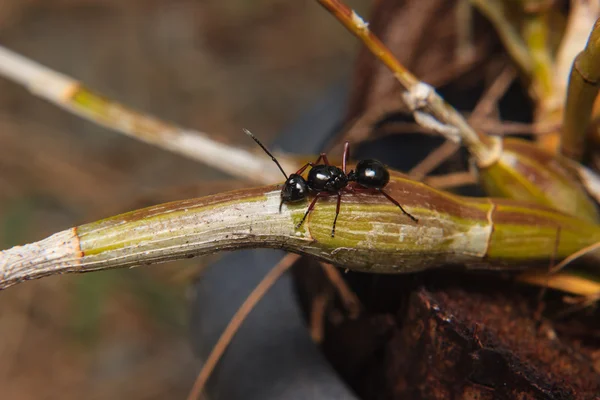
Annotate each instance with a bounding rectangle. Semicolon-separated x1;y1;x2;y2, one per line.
244;129;418;237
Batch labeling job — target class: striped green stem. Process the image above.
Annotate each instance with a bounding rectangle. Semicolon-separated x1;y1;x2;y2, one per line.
2;175;599;290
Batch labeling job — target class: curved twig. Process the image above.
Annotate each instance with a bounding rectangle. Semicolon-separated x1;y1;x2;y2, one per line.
2;176;600;290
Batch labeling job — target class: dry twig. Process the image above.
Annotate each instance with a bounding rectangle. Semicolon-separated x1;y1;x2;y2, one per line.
0;46;294;184
309;290;332;344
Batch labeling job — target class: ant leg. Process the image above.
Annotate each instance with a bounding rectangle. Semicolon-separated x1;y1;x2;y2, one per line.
378;189;419;223
296;192;325;229
294;153;331;176
342;142;349;174
331;192;342;237
294;162;314;176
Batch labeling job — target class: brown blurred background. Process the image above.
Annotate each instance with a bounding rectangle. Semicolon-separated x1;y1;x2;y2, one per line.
0;0;366;398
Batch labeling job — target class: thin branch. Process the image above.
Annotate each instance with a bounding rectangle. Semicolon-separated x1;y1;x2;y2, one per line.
550;240;600;274
379;120;558;137
0;45;294;184
336;95;406;145
476;120;558;136
469;0;533;75
522;10;554;103
470;65;517;120
186;253;300;400
455;0;476;65
423;171;478;189
407;65;515;181
408;141;460;181
517;270;600;297
309;290;331;344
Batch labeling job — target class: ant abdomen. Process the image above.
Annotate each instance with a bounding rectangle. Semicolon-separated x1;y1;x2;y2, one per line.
350;159;390;189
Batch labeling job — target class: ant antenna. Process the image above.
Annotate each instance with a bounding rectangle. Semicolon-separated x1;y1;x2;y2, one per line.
244;129;288;179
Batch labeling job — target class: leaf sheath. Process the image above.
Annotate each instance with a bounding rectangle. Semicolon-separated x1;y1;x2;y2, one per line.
478;137;600;223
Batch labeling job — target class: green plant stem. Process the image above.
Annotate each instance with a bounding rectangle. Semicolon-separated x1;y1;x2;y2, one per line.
2;176;600;290
561;19;600;161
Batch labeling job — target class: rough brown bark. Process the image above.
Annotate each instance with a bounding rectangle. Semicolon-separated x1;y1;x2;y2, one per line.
385;287;600;399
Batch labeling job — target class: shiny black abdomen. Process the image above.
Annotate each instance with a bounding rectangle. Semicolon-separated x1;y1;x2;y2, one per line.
307;165;348;192
353;159;390;189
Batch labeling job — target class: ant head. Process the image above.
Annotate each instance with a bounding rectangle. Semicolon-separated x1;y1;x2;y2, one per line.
243;129;308;204
281;174;308;202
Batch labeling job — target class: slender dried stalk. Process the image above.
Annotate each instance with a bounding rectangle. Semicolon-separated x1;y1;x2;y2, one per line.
408;141;460;181
2;174;600;290
408;65;516;181
561;18;600;161
424;171;477;189
379;119;558;137
319;261;362;318
476;120;558;136
522;8;554;104
517;270;600;298
470;65;517;120
456;0;476;65
309;291;331;343
0;45;294;184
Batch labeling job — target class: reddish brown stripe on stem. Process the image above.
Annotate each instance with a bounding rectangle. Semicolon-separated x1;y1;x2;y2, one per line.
73;226;85;258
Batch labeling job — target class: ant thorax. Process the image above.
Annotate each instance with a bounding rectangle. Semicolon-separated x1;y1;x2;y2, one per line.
307;165;348;193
